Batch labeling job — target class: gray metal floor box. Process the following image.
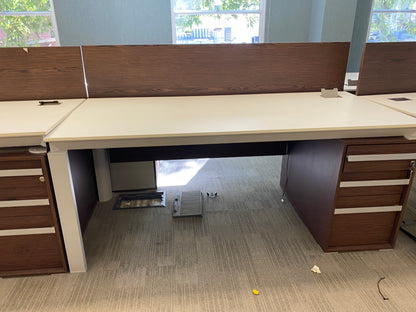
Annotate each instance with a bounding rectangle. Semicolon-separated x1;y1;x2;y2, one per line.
172;191;203;217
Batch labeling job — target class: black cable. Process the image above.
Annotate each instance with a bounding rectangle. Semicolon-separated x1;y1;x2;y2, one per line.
377;277;389;300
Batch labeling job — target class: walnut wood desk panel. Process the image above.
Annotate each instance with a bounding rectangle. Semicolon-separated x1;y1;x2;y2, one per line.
44;91;416;273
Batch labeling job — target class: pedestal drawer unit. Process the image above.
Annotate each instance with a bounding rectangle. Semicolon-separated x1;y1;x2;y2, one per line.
0;148;68;277
281;137;416;252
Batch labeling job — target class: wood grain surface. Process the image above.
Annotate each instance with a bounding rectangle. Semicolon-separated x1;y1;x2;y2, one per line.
0;47;86;101
0;150;68;276
82;43;350;98
0;234;65;273
356;42;416;95
280;139;345;250
328;212;397;247
67;150;98;234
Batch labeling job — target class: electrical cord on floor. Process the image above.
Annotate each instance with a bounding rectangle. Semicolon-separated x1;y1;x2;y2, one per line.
377;277;389;300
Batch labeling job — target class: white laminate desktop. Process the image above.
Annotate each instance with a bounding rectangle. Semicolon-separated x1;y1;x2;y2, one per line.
364;93;416;118
0;99;86;147
44;91;416;273
46;91;416;151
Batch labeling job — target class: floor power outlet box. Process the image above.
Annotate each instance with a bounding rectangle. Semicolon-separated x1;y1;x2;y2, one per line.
173;191;204;217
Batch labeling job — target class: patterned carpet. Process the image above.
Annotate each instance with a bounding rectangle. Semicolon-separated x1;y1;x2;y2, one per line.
1;156;416;312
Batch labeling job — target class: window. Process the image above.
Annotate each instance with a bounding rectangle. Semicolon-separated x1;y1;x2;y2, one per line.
368;0;416;42
0;0;58;47
171;0;266;44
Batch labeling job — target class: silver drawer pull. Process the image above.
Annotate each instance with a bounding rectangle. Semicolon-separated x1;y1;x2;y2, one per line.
334;206;402;214
340;179;410;187
347;153;416;162
0;227;55;237
0;198;49;208
0;168;43;177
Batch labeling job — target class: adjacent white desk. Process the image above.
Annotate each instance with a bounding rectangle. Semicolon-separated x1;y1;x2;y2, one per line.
44;91;416;272
0;99;86;147
365;93;416;118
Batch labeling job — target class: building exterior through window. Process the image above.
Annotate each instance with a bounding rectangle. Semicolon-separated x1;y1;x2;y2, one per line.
171;0;266;44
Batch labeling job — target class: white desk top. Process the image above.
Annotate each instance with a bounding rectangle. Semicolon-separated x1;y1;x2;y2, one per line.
0;99;85;147
365;93;416;118
45;92;416;151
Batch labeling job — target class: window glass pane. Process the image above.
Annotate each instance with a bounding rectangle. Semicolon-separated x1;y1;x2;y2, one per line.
373;0;416;11
175;13;260;44
0;0;51;12
0;15;56;47
369;12;416;42
173;0;260;12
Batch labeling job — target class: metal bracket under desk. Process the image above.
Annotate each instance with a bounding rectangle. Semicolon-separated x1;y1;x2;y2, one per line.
109;141;289;162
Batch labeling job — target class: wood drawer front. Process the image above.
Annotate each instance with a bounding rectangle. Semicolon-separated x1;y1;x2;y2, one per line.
343;160;412;173
341;171;409;182
347;144;416;157
328;212;397;247
0;159;42;170
0;206;53;230
338;185;404;197
0;233;64;274
335;194;402;209
0;176;48;200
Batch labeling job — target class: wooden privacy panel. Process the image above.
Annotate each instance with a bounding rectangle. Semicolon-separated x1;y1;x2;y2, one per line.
82;43;350;98
356;42;416;95
0;47;86;101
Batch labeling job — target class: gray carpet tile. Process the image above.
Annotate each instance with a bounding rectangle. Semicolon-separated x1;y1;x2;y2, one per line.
1;156;416;312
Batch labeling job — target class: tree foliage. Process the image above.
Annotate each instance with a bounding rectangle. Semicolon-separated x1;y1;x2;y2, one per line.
175;0;261;33
0;0;53;47
370;0;416;42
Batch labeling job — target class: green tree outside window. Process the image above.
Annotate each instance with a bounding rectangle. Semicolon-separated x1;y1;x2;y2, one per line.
0;0;55;47
369;0;416;42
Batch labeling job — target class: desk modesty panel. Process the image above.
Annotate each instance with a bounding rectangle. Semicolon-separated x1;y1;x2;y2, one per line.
45;91;416;151
0;99;86;147
356;42;416;96
82;43;350;98
0;47;87;101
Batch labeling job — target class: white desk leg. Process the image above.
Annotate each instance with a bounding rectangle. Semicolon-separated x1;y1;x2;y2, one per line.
92;149;113;202
48;151;87;273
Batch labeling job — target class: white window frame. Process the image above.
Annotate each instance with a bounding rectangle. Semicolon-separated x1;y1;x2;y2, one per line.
170;0;266;44
0;0;60;46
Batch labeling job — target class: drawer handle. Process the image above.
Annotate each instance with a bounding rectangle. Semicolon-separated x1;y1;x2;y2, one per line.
0;198;50;208
340;179;410;187
334;205;402;214
39;176;45;182
347;153;416;162
0;227;55;237
0;168;43;177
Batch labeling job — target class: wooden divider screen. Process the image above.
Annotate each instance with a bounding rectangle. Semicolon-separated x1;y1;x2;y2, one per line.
0;47;86;101
82;43;350;98
356;42;416;95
